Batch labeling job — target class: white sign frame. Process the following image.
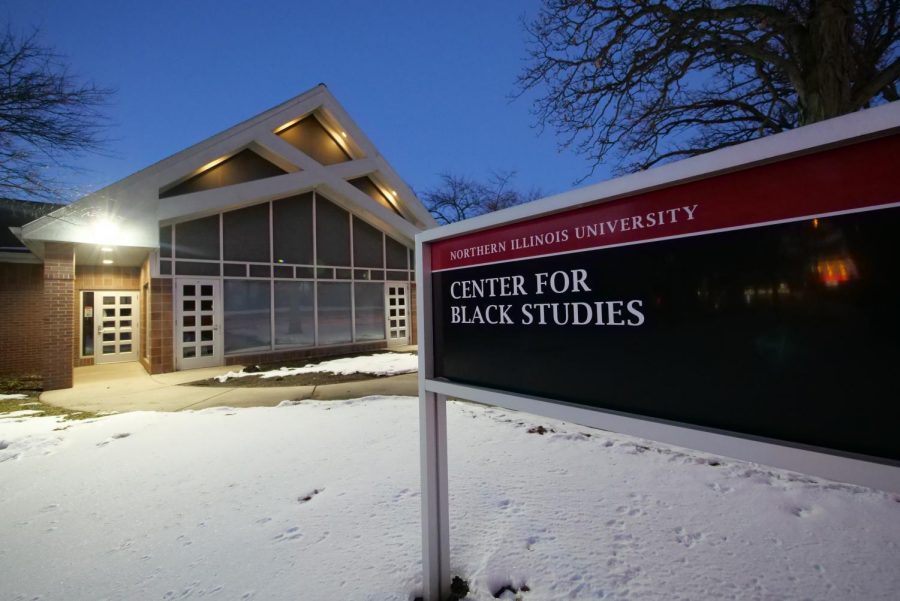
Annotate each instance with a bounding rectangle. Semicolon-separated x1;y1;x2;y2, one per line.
416;102;900;601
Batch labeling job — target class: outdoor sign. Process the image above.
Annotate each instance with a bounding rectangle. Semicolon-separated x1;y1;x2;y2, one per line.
416;105;900;601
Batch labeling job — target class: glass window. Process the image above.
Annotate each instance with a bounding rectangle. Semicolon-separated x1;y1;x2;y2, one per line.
274;282;314;347
386;236;408;269
175;215;220;260
353;218;384;268
159;226;172;258
317;282;351;345
316;195;350;266
223;203;270;262
223;263;246;277
224;280;271;352
272;193;313;265
81;291;94;356
175;262;220;276
355;283;385;341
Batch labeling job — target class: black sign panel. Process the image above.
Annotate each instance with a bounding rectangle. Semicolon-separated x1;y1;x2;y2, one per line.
433;208;900;462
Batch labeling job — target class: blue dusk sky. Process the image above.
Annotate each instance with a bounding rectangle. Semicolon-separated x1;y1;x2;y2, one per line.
2;0;614;202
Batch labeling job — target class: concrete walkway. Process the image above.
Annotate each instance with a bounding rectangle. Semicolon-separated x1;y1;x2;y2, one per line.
41;362;418;413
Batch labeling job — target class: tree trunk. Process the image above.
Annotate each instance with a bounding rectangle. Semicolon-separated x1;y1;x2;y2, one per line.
797;0;855;125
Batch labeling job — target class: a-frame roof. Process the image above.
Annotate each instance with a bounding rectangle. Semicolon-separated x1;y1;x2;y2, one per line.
20;84;436;259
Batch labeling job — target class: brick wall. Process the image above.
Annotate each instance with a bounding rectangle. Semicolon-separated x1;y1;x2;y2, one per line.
0;262;44;377
43;243;75;390
73;264;141;367
148;278;174;374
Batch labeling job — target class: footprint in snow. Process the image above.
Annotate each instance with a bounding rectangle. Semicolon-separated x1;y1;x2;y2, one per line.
273;526;303;542
298;488;323;503
790;505;817;518
707;482;734;494
96;433;130;447
674;526;704;548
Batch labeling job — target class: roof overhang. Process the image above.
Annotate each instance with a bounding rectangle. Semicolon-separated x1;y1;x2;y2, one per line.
19;84;434;255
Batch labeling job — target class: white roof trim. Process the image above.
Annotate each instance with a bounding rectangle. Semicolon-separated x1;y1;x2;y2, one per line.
21;84;433;252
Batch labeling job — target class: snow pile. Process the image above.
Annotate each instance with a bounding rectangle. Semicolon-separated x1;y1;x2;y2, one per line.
214;352;418;382
1;398;899;600
0;409;43;419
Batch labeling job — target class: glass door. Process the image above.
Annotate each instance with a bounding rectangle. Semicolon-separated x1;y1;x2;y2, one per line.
175;279;223;370
94;292;139;364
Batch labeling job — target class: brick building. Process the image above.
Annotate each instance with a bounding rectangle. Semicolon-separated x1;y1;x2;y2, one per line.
1;86;434;390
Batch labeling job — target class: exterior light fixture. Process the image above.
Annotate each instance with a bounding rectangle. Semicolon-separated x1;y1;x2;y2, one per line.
102;259;114;265
341;131;347;138
92;218;120;244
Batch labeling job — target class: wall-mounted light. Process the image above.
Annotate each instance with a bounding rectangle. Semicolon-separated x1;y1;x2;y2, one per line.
341;131;347;138
93;218;118;239
102;259;114;265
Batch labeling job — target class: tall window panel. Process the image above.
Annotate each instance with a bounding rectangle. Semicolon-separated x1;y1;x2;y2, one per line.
316;196;350;266
386;236;408;269
353;218;384;268
273;192;313;264
223;203;270;262
175;215;220;260
274;281;314;347
354;283;385;341
224;280;271;352
317;282;352;345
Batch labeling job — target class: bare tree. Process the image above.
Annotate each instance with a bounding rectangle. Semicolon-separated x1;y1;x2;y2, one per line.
0;27;112;199
518;0;900;177
423;171;542;224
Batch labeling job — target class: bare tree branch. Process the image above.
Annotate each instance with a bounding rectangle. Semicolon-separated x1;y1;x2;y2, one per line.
422;171;542;224
0;26;113;200
517;0;900;179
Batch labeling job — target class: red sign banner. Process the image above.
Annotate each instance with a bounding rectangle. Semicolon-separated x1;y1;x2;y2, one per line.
430;135;900;272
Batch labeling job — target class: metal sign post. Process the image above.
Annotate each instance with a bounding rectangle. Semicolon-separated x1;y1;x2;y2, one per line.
419;390;450;601
417;241;451;601
417;103;900;601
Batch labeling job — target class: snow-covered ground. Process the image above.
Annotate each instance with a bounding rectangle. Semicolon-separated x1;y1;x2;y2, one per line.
1;397;899;600
214;352;419;382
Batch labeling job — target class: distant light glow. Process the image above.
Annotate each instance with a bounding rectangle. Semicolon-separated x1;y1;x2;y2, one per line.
816;257;857;287
101;246;114;252
341;131;347;138
102;259;114;265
